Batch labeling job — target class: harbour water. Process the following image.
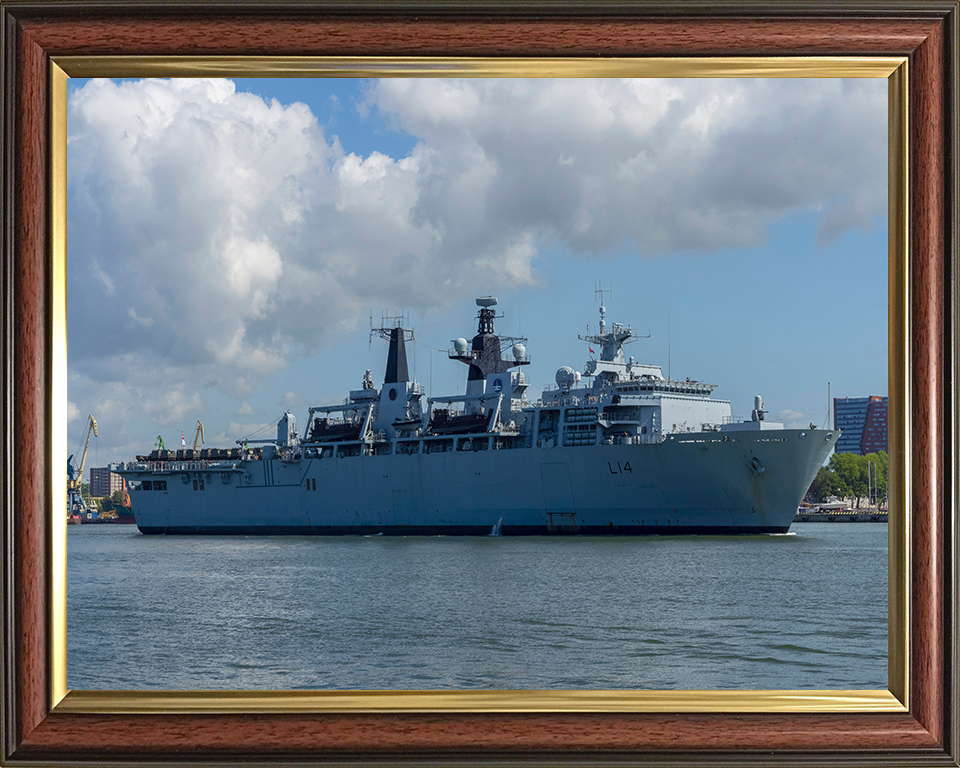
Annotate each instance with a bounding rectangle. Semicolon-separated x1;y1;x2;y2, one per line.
67;523;887;691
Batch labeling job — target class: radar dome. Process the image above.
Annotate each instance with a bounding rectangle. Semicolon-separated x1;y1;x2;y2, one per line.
512;343;526;360
555;366;578;390
476;296;498;307
454;338;469;354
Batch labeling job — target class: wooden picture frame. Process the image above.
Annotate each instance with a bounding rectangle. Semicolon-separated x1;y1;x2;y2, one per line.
2;3;957;765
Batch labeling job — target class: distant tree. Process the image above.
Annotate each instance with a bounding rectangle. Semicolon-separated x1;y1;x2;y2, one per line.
808;465;835;503
111;489;125;505
829;451;869;508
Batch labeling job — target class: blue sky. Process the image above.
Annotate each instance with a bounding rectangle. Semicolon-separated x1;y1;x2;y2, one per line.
65;77;887;467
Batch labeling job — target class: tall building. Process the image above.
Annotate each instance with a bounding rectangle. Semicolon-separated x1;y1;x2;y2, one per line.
833;396;888;455
89;466;124;497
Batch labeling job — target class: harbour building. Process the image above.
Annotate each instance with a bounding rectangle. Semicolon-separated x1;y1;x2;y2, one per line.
89;466;124;497
833;396;888;455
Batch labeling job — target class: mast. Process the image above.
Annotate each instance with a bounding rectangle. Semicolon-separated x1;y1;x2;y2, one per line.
371;312;415;384
578;285;647;363
449;296;529;381
596;283;611;335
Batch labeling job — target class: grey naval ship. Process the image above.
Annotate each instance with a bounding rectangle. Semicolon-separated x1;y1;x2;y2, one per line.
116;297;836;535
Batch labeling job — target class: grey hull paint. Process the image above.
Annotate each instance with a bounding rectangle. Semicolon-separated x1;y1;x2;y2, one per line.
139;525;790;536
129;429;832;536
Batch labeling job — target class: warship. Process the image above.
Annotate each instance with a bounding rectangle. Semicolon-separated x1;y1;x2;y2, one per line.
116;297;836;535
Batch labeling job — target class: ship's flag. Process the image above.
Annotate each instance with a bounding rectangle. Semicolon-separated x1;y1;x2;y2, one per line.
181;432;186;448
589;347;594;353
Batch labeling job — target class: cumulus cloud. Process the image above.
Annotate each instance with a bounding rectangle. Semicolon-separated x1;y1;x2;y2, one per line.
282;392;303;409
775;409;814;430
66;76;885;457
366;78;885;256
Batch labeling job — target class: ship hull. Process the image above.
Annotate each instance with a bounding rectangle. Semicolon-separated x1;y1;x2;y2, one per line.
126;429;832;536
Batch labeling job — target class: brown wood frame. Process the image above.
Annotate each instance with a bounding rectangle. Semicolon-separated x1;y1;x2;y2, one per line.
1;2;957;765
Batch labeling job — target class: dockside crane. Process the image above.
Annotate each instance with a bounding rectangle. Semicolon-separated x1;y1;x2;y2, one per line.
192;420;204;451
67;414;97;519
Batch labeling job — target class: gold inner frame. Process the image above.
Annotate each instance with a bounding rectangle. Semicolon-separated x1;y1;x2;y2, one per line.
49;56;909;715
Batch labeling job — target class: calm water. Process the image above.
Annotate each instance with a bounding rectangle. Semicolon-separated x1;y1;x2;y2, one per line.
67;524;887;690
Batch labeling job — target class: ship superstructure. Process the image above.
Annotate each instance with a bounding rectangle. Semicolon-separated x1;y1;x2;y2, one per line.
116;297;836;535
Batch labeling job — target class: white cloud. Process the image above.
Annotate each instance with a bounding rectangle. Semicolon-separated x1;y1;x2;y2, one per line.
220;236;282;307
775;409;817;430
376;78;884;257
91;261;116;295
128;308;154;327
67;76;885;459
140;385;204;427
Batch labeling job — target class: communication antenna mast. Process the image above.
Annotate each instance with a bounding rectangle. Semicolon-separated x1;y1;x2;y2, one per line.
370;310;415;384
369;310;414;343
822;381;831;429
595;282;612;334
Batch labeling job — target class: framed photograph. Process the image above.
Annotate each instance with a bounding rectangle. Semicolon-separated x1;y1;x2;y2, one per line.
2;3;956;766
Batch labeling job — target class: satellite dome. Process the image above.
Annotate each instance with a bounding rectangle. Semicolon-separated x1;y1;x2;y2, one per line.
454;338;469;353
512;343;526;360
476;296;498;307
555;366;578;390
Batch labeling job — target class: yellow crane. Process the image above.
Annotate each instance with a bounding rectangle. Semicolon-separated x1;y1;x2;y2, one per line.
67;414;98;490
192;420;204;451
67;414;97;520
